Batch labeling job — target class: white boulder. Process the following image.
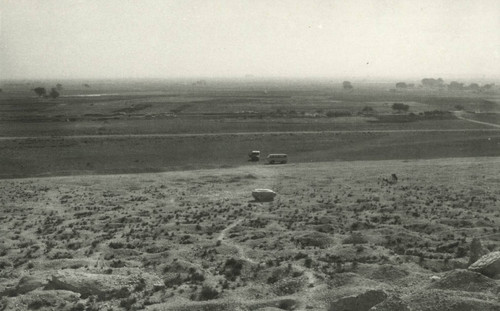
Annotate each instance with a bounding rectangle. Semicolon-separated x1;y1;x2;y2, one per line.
252;189;277;202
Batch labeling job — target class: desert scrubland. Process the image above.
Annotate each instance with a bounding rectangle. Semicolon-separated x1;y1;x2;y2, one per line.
0;80;499;310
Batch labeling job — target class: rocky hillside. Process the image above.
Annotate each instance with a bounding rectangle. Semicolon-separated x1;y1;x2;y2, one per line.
0;157;499;310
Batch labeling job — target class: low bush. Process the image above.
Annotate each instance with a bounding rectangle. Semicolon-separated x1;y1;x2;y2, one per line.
198;285;219;300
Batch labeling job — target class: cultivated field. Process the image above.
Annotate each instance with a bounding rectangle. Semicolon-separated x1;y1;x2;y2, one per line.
0;79;499;310
0;79;499;178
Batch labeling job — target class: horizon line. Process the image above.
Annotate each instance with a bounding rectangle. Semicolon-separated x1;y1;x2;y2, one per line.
2;74;500;83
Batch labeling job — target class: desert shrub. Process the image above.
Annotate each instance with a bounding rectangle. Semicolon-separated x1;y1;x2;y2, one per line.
350;221;374;230
69;303;85;311
222;258;243;281
164;273;184;287
342;232;368;245
109;242;124;249
391;103;409;112
119;296;137;310
188;270;205;283
351;260;359;271
421;110;454;120
296;232;333;249
356;245;365;253
294;252;308;260
28;299;51;309
134;278;146;292
304;257;313;268
326;111;352;118
50;251;73;259
267;273;280;284
0;260;10;270
278;299;298;311
198;285;219;300
455;246;467;258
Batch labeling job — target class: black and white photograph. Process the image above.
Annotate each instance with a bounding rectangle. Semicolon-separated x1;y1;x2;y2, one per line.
0;0;499;310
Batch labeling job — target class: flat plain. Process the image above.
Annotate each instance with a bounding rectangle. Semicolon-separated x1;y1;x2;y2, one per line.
0;79;499;310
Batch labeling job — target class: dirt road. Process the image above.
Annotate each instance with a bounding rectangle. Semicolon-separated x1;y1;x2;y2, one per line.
1;128;499;141
456;116;500;129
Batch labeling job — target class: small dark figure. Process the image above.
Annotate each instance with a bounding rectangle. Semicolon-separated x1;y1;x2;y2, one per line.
381;174;398;185
468;238;486;266
391;174;398;183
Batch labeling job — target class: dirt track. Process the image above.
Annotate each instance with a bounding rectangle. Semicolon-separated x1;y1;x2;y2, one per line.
456;116;500;128
0;128;499;141
1;157;499;310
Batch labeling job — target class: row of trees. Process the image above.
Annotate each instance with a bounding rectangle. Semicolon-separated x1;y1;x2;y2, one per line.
28;83;90;98
395;78;494;91
33;83;64;98
33;87;60;99
342;79;494;91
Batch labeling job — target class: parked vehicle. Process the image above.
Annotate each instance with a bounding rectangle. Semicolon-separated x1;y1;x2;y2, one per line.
266;154;287;164
248;150;260;161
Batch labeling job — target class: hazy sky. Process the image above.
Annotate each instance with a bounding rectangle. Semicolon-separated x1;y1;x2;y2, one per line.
1;0;499;79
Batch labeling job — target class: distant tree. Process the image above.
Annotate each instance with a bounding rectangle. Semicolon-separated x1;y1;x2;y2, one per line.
33;87;46;97
483;83;494;90
395;82;407;88
49;88;60;99
56;83;63;91
83;83;91;88
421;78;432;87
342;81;353;90
0;88;2;92
468;83;480;91
421;78;444;88
193;80;207;86
361;106;375;115
455;104;464;111
391;103;409;113
448;81;464;90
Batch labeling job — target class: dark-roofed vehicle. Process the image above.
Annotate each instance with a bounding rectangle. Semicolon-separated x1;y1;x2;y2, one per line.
248;150;260;162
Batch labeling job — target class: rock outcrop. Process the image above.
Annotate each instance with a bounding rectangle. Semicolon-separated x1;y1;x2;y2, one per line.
328;289;387;311
0;275;48;297
44;270;162;299
468;251;500;278
429;269;499;293
369;295;409;311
